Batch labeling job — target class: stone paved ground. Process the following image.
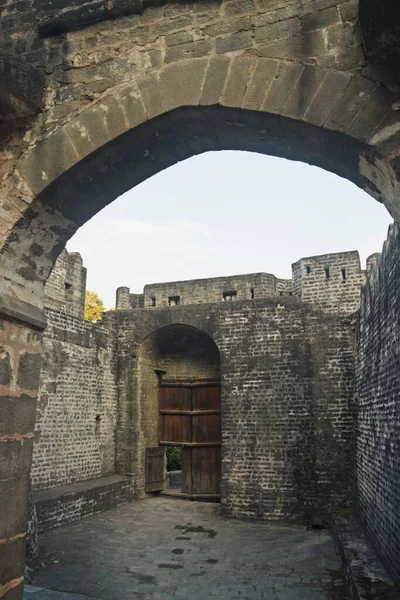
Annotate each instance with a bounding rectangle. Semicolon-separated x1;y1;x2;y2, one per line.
29;497;348;600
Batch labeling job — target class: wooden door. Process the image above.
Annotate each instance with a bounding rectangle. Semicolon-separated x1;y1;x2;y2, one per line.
145;447;165;492
159;380;221;500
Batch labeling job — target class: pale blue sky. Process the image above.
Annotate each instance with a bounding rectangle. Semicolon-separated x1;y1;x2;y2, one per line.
67;151;392;308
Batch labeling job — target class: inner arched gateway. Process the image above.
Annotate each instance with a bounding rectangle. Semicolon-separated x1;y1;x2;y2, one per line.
137;324;221;500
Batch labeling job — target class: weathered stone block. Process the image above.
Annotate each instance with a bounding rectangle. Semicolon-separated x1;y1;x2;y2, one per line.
0;439;33;479
202;16;251;38
339;0;358;23
325;75;377;134
242;57;279;110
137;74;164;119
262;61;304;114
159;59;208;112
0;396;37;435
216;30;253;53
224;0;256;17
282;65;326;120
200;56;230;106
165;31;193;47
0;537;25;586
254;17;301;42
349;86;397;141
25;128;79;192
17;352;41;392
0;50;45;116
113;86;147;131
222;56;255;107
165;39;212;64
301;7;339;31
0;349;11;385
257;29;326;60
0;478;29;538
303;70;352;127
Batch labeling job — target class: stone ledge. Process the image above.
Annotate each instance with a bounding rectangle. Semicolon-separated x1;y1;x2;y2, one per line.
34;475;134;531
332;514;400;599
0;294;47;331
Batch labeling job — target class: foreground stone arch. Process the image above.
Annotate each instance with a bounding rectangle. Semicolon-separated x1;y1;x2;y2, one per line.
1;1;400;597
1;1;400;307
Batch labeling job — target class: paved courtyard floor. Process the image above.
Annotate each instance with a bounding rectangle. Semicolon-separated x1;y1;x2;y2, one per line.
28;497;348;600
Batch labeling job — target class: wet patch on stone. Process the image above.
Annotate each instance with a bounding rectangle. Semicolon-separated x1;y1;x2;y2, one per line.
127;571;156;584
175;524;217;539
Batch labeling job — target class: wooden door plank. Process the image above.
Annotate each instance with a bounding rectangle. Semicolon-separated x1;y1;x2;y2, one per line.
192;385;221;411
182;447;192;496
162;414;191;443
145;447;165;493
160;386;191;410
191;447;221;496
192;414;221;443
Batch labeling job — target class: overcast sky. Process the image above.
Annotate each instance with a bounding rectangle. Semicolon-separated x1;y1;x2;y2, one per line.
67;151;392;309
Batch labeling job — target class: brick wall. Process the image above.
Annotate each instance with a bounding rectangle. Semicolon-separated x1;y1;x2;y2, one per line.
44;249;86;319
292;251;363;314
31;308;117;490
356;223;400;581
117;250;364;314
109;297;355;523
143;273;279;307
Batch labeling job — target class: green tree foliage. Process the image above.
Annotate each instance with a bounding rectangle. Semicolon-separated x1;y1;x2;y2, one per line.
166;447;183;471
84;291;105;322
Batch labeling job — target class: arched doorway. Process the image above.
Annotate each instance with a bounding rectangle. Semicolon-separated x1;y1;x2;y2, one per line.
137;324;221;500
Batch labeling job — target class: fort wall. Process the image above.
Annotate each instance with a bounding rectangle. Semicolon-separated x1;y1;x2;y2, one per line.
356;223;400;581
31;245;377;528
109;299;355;523
118;250;364;314
32;308;117;491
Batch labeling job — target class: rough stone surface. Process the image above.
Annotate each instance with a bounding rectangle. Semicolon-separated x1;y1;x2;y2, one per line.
359;0;400;65
0;50;45;116
34;475;134;530
332;514;399;599
0;0;399;308
32;308;117;491
26;485;39;565
356;221;400;582
31;497;349;600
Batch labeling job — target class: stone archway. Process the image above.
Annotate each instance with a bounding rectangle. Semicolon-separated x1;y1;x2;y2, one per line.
1;1;400;597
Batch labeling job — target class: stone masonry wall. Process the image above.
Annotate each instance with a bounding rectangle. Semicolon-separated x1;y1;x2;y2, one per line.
108;297;355;523
292;251;363;314
31;308;118;490
356;223;400;581
118;250;364;314
44;249;87;319
143;273;279;307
